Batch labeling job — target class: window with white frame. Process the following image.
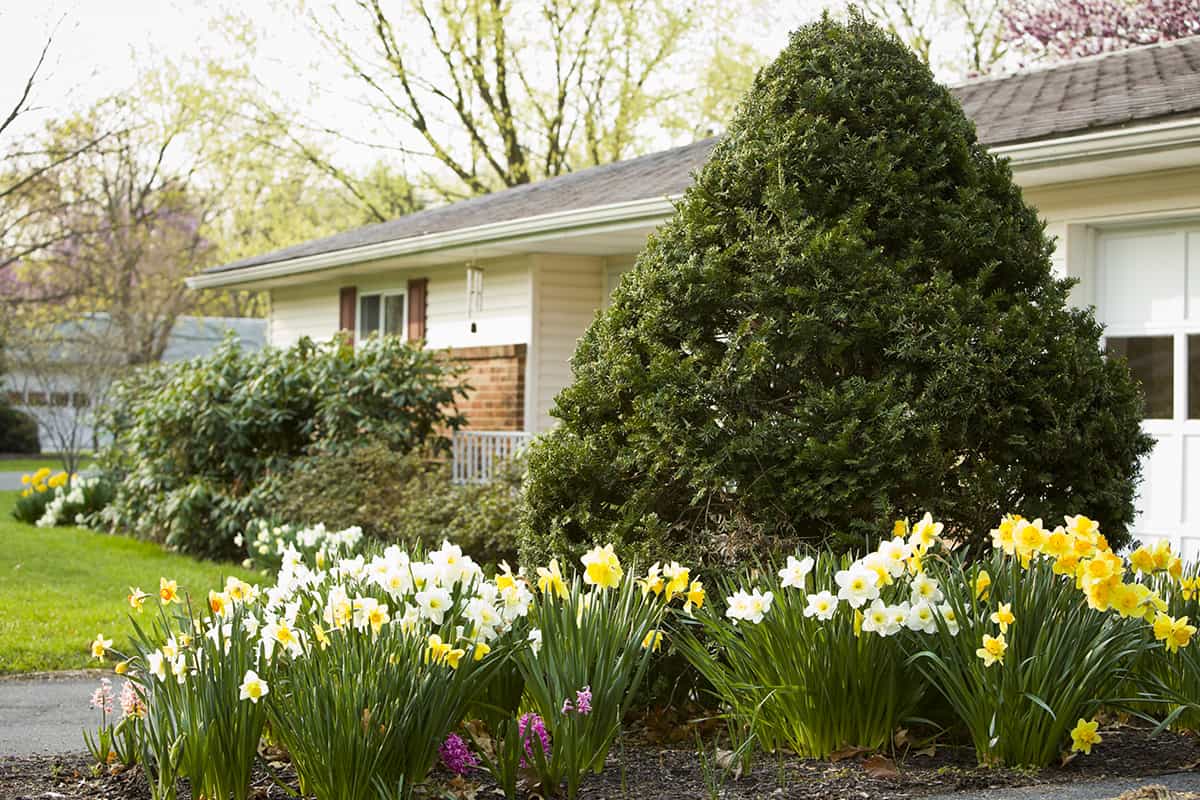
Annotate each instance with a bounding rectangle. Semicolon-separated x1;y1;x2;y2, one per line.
358;290;407;340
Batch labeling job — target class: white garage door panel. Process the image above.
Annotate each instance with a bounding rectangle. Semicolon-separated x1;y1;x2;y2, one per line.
1101;233;1183;326
1136;432;1181;531
1098;223;1200;555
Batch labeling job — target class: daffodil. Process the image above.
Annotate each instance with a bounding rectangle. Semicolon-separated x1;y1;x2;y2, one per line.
641;629;664;652
974;570;991;601
536;559;569;600
908;512;943;553
208;590;229;617
127;587;148;612
779;554;816;589
1069;718;1101;754
581;544;623;590
803;590;838;620
684;580;706;614
990;603;1015;633
473;641;491;661
146;651;167;682
976;632;1007;667
91;633;112;661
114;659;131;675
239;670;269;703
991;515;1020;555
637;563;665;597
663;562;690;600
1110;582;1151;618
1153;613;1197;653
159;577;181;605
835;564;880;609
1129;546;1156;575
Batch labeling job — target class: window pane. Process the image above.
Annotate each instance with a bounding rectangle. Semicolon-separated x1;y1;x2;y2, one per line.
1107;336;1173;419
360;295;381;335
384;294;405;337
1189;335;1200;420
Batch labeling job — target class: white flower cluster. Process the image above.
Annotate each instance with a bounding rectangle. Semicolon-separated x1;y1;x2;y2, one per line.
725;513;960;638
36;475;102;529
240;520;364;571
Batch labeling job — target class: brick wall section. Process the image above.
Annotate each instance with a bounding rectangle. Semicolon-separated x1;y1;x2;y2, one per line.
442;344;527;431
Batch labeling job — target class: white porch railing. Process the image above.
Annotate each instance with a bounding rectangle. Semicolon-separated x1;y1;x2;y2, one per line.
451;430;534;484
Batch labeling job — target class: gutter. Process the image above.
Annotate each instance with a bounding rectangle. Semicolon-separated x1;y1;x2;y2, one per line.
186;194;678;289
189;116;1200;290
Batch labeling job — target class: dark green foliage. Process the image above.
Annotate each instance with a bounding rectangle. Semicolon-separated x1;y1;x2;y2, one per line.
96;334;468;560
272;444;523;566
521;12;1152;570
0;403;40;454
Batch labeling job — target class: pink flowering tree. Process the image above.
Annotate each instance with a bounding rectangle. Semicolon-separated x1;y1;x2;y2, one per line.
1004;0;1200;62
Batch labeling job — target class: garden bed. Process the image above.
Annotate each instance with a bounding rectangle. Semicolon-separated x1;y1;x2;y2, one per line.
4;724;1196;800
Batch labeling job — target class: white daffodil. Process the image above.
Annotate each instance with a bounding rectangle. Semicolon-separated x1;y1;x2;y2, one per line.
239;669;269;703
905;600;937;634
835;564;880;608
876;536;911;577
803;590;839;620
937;603;960;636
778;555;815;589
146;650;167;682
415;586;453;625
910;573;944;604
861;599;892;636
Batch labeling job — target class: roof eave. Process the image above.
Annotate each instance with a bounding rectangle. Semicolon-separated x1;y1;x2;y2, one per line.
187;195;678;290
190;116;1200;290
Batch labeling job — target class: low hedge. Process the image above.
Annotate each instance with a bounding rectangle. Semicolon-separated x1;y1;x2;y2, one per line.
271;443;523;566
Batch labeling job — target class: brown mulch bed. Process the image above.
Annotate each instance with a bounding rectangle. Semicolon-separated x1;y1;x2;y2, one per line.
3;724;1197;800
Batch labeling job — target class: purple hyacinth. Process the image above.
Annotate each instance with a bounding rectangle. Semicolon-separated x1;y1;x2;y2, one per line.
439;733;477;775
518;712;552;767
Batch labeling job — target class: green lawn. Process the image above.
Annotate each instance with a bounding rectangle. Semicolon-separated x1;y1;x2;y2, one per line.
0;491;260;673
0;454;95;474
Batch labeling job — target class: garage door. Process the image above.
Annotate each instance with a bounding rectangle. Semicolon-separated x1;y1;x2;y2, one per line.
1097;224;1200;559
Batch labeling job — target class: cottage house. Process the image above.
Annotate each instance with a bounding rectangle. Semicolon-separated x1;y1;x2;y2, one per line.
189;38;1200;555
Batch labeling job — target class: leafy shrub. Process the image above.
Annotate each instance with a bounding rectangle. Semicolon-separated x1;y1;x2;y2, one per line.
0;401;40;453
96;334;468;560
271;444;523;566
520;12;1151;570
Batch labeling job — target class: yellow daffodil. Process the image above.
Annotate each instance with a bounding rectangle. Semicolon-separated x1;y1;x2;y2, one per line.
1014;519;1047;563
473;641;491;661
1043;527;1071;559
312;625;330;651
663;562;690;600
893;519;909;537
1070;718;1101;754
496;561;517;592
1129;546;1155;575
581;544;623;590
684;580;706;614
445;646;466;669
1053;553;1080;578
641;629;664;652
974;570;991;601
20;474;30;485
91;633;112;661
1168;557;1184;581
48;471;68;489
637;563;665;597
536;560;568;600
1152;540;1174;572
853;609;864;638
990;603;1015;633
1182;578;1197;602
159;577;181;605
991;515;1020;555
1065;514;1100;541
1153;613;1197;653
976;632;1007;667
114;659;131;675
1110;583;1151;618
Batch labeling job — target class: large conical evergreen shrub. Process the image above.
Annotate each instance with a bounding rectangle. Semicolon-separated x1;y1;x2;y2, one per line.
520;13;1152;568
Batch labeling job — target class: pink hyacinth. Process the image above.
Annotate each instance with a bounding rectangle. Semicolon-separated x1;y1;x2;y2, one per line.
518;712;551;767
119;680;145;719
89;679;113;714
574;686;592;715
439;733;477;775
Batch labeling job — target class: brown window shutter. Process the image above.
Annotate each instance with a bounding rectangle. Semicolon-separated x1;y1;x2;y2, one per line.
339;286;357;342
407;278;428;343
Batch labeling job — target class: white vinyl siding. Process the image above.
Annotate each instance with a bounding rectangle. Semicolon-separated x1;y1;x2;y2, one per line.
265;256;533;349
268;282;340;345
531;254;605;432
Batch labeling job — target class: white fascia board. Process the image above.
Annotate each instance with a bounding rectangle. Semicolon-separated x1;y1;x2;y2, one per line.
191;117;1200;290
997;117;1200;169
187;195;678;289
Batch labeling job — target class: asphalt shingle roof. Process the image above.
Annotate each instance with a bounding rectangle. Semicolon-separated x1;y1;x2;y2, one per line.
208;37;1200;276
